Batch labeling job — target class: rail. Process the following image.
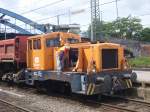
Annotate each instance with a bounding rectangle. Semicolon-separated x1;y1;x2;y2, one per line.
0;98;33;112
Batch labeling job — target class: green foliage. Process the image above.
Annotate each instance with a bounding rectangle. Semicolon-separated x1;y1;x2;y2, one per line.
140;28;150;42
112;16;143;39
87;20;113;39
129;57;150;68
87;16;144;40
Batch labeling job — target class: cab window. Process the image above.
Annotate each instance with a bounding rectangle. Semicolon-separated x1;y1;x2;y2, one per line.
33;39;41;49
67;38;79;44
46;37;60;47
28;40;32;50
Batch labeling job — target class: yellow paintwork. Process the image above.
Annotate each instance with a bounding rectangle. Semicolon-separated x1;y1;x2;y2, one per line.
27;32;81;70
71;43;125;73
27;32;126;73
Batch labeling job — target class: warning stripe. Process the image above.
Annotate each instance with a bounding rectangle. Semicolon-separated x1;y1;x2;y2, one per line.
87;83;95;95
127;79;130;88
125;79;130;88
90;84;95;95
128;79;132;88
87;83;92;95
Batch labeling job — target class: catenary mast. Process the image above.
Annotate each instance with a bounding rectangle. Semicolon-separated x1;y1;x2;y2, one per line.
91;0;100;41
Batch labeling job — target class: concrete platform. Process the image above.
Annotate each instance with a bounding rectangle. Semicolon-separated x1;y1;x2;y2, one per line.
132;70;150;101
133;70;150;84
119;70;150;101
129;87;150;101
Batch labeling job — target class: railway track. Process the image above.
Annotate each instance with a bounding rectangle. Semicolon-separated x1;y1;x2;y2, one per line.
63;94;150;112
98;94;150;112
96;102;138;112
0;98;33;112
104;94;150;106
0;83;150;112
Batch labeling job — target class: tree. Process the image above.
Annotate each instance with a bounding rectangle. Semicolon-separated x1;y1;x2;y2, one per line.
140;28;150;42
87;16;143;40
113;16;143;39
87;20;113;40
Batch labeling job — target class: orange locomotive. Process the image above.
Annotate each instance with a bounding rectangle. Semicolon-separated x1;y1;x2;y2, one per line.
25;32;135;95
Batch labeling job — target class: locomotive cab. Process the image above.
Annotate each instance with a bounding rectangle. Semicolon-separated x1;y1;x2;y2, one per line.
27;32;81;70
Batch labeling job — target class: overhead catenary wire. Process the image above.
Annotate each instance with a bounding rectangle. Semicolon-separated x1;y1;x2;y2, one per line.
12;0;123;33
21;0;121;15
17;0;89;27
2;0;150;33
6;0;150;32
29;0;123;22
7;0;124;25
34;0;123;22
21;0;65;14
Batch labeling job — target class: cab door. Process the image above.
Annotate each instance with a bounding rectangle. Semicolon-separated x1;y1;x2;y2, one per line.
44;37;60;70
32;38;43;70
27;38;44;70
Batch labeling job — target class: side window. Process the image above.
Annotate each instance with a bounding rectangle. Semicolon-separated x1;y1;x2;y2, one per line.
67;38;79;44
46;37;60;47
28;40;32;50
33;39;41;49
54;38;60;46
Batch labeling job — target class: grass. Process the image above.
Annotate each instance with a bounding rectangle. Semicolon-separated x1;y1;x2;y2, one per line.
128;57;150;68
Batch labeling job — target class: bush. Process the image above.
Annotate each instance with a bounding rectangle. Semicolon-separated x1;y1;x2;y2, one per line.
128;57;150;68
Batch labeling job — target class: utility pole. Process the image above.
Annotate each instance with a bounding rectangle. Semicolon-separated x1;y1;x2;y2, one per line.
115;0;120;38
68;9;71;24
100;11;103;23
90;0;100;41
115;0;119;18
57;15;60;26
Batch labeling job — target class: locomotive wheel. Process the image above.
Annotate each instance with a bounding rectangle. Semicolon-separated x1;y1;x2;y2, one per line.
45;80;71;95
35;81;46;92
104;75;112;93
45;81;54;93
53;81;71;94
63;82;71;95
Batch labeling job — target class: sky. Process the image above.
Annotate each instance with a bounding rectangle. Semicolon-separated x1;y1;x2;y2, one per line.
0;0;150;32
